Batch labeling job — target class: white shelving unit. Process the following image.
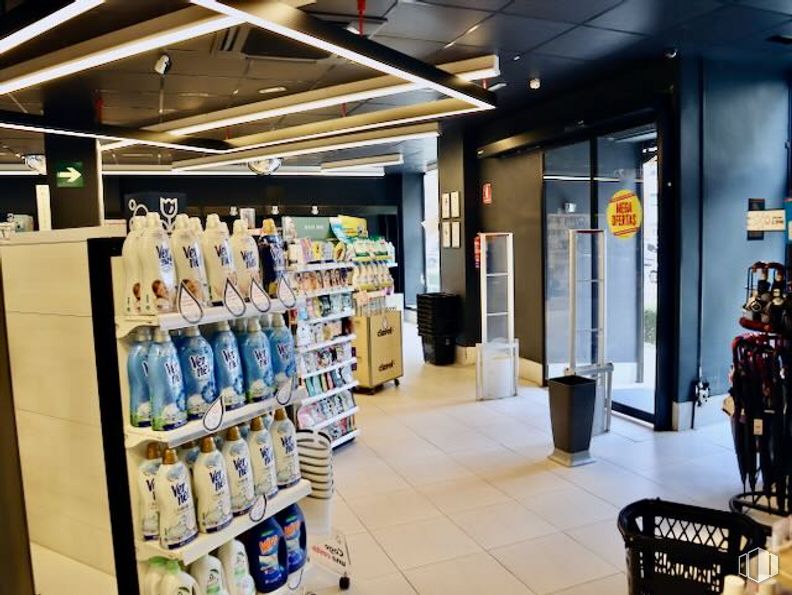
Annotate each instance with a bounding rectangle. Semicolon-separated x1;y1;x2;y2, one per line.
331;429;360;449
296;286;354;299
300;357;357;379
296;309;354;325
288;261;354;273
297;334;356;354
295;381;359;406
135;480;311;565
307;406;360;431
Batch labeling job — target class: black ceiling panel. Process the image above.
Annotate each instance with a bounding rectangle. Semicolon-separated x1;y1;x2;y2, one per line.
303;0;397;19
372;35;447;59
589;0;722;35
461;13;573;52
669;5;792;44
378;2;489;43
732;0;792;15
422;0;511;11
534;25;645;60
503;0;623;24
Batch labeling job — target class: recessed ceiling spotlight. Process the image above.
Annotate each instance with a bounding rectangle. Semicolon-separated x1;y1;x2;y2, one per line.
529;77;541;90
258;86;288;95
271;205;280;215
346;24;360;35
489;82;507;92
513;55;521;61
465;24;480;35
311;205;319;215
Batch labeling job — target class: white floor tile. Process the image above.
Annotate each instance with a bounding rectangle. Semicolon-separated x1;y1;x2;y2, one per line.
334;460;411;500
314;572;419;595
345;531;400;580
405;552;536;595
449;500;558;549
418;476;510;514
565;519;626;570
372;516;482;570
345;488;443;530
390;453;477;487
492;533;617;595
519;486;618;531
332;497;367;535
549;572;628;595
487;464;576;500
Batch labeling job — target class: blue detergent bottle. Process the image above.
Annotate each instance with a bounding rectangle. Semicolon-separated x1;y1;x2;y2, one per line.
275;504;307;574
243;517;288;593
240;318;275;403
267;314;296;384
149;328;187;431
128;327;152;427
212;321;245;411
178;326;216;420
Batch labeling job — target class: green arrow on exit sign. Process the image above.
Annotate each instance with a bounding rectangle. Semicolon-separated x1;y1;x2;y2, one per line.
55;161;84;188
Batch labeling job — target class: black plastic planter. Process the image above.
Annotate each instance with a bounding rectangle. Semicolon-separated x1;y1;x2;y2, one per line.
548;375;596;467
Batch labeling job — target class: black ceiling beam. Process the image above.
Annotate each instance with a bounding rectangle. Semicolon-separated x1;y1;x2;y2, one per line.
0;109;233;153
0;0;73;36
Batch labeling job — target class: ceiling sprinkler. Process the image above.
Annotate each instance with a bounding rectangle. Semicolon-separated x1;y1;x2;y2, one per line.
23;154;46;175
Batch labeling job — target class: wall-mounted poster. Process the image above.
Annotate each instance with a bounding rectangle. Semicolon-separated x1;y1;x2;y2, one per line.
451;221;461;248
442;221;451;247
441;193;450;219
450;191;460;218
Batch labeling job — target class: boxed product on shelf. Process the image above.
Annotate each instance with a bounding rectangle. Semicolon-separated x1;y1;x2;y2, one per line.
296;342;354;376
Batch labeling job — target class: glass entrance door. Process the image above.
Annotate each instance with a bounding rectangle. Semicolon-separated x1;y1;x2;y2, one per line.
543;123;660;424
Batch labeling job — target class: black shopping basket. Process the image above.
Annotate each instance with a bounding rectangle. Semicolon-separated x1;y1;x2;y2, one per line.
618;499;766;595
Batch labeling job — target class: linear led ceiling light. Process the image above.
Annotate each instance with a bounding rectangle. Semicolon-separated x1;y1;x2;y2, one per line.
173;122;439;171
0;0;105;56
321;153;403;172
157;55;498;136
189;0;495;110
0;7;241;95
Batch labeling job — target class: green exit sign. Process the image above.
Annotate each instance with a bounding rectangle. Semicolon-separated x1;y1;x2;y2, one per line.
55;161;84;188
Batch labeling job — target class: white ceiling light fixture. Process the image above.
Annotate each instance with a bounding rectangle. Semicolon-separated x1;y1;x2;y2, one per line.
0;0;105;56
157;55;498;137
258;86;288;94
173;123;439;171
321;153;403;172
489;82;507;92
189;0;494;110
0;7;241;96
529;77;541;90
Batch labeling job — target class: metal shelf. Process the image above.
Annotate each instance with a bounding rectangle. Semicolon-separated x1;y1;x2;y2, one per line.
299;357;357;379
296;381;359;406
125;397;288;449
135;480;311;566
297;334;356;354
288;262;354;273
116;300;287;338
331;429;360;448
305;406;359;431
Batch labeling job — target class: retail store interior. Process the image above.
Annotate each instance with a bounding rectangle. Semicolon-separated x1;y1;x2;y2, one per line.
2;1;792;595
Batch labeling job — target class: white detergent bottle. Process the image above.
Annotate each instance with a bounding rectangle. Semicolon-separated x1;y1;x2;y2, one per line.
247;415;279;499
202;214;238;304
160;560;200;595
222;425;255;516
142;557;168;595
154;448;198;550
122;215;146;315
218;540;256;595
191;554;230;595
230;219;261;298
140;212;177;314
193;436;233;534
271;408;301;488
172;213;210;306
137;442;161;541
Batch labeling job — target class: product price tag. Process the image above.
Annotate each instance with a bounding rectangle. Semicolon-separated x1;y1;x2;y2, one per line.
249;494;267;523
276;378;294;406
223;279;246;317
277;277;297;308
754;418;764;436
202;397;224;433
287;566;304;591
178;282;203;324
249;278;271;313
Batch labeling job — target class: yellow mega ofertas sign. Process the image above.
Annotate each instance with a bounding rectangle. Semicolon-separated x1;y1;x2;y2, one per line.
607;189;642;239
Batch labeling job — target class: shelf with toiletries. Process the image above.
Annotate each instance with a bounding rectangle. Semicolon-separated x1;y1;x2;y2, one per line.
331;429;360;449
294;381;360;406
136;479;311;566
297;333;356;354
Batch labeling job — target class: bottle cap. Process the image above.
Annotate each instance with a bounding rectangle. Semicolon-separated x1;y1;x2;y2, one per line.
130;216;145;232
247;318;261;332
135;327;151;342
233;219;247;235
200;436;216;453
260;314;272;328
274;408;287;421
145;443;161;460
165;560;180;573
174;213;190;229
145;212;162;227
226;425;241;441
153;328;171;343
272;313;286;328
206;213;221;229
190;217;203;233
250;416;264;431
162;448;178;465
183;326;200;337
216;321;231;332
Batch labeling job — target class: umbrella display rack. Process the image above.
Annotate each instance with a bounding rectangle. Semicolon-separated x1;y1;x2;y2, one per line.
728;261;792;525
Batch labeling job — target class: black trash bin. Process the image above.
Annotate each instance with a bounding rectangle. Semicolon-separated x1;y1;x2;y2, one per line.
548;375;596;467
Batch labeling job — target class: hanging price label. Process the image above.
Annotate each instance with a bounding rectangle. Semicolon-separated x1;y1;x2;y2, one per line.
178;282;203;324
223;279;246;317
249;494;268;523
277;277;297;309
754;418;764;436
276;378;294;405
202;397;224;433
249;278;271;313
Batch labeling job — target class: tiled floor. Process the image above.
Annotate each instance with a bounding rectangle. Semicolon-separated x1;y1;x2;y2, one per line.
29;323;741;595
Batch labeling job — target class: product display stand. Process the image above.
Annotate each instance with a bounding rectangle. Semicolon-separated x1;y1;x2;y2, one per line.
288;256;360;448
476;232;518;400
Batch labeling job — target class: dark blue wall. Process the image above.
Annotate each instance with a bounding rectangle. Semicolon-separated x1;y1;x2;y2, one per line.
401;173;425;308
699;61;790;394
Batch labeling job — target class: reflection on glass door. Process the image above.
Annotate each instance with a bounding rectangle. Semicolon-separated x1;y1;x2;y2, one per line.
596;124;658;419
423;169;440;293
543;123;659;423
